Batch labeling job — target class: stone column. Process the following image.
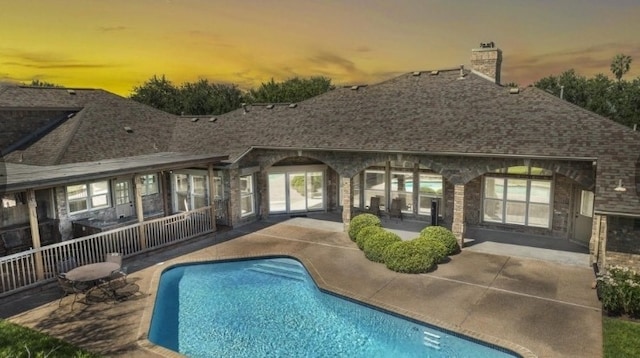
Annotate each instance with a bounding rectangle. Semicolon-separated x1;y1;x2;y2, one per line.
341;177;353;232
207;164;217;232
258;170;269;220
589;214;607;269
228;168;240;228
452;184;466;249
134;174;147;249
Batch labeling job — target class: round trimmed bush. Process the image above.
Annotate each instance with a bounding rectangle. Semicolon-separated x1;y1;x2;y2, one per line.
416;236;448;263
383;240;438;273
362;230;402;263
420;226;459;255
348;213;381;241
355;226;384;250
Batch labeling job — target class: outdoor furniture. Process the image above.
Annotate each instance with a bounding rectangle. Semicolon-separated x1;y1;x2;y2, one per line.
65;262;121;298
57;274;91;310
105;252;123;267
389;198;403;221
367;197;381;217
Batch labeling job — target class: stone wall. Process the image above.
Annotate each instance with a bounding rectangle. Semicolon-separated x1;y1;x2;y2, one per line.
606;216;640;271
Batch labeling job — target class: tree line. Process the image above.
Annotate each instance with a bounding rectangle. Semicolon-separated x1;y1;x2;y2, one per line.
534;54;639;129
127;75;334;115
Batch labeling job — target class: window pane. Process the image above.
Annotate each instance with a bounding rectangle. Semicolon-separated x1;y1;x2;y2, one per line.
530;181;551;204
530;167;552;176
91;194;109;208
364;170;385;210
115;182;129;205
528;203;550;227
241;195;254;215
484;178;504;199
307;172;323;210
391;192;413;213
175;174;189;192
240;176;253;194
177;192;189;211
67;184;87;200
193;176;206;196
580;191;594;217
144;174;159;195
483;199;503;222
419;174;442;196
90;181;109;195
505;201;526;224
506;179;527;201
213;176;223;199
391;172;413;192
289;173;306;211
69;200;87;213
268;174;286;212
193;195;207;209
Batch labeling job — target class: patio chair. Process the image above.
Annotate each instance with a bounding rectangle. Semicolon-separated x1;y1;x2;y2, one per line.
105;252;123;267
57;274;90;310
389;198;403;221
367;196;381;217
107;266;129;292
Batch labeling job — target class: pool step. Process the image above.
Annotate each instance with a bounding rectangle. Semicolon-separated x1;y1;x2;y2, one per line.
247;260;307;282
423;331;441;350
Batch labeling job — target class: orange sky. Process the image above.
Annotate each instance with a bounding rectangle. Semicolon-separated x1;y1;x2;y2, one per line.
2;0;640;96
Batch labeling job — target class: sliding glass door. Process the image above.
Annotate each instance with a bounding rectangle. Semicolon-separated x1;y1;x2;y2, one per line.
268;166;325;214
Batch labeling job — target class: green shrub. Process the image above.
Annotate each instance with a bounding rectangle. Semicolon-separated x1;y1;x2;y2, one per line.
355;226;382;250
383;240;438;273
419;226;459;255
348;213;381;241
598;265;640;318
362;230;402;263
416;236;448;263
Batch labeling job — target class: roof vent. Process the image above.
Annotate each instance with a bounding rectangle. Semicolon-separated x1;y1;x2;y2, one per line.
457;65;466;80
66;113;75;119
430;70;439;75
190;117;199;122
412;71;421;76
67;89;76;95
509;88;520;94
266;104;275;109
209;117;217;123
124;126;133;133
351;85;359;90
242;103;249;114
288;103;297;108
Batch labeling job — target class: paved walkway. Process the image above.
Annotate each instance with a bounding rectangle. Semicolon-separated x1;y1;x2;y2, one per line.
1;218;602;357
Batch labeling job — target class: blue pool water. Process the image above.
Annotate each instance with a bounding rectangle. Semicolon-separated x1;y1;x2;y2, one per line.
149;257;520;358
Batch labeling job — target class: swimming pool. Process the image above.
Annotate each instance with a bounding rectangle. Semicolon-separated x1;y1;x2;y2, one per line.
149;257;520;357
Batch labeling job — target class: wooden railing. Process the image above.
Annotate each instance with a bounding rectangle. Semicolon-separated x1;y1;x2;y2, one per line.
0;206;214;297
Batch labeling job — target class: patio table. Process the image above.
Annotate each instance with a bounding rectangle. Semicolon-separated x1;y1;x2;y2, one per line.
65;262;120;284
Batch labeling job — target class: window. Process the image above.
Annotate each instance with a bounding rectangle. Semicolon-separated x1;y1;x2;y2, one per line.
418;173;443;216
67;181;110;213
172;173;210;211
364;170;386;210
579;190;594;217
390;171;413;213
141;174;159;196
240;175;255;216
483;177;551;228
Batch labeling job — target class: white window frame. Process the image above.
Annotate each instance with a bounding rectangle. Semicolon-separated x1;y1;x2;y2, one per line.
240;174;255;217
482;176;552;228
141;174;159;196
171;171;210;212
66;180;111;214
579;190;594;217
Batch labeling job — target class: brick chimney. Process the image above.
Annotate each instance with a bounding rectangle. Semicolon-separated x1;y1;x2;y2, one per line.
470;42;502;84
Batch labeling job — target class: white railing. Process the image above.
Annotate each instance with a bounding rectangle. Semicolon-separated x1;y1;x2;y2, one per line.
0;206;214;297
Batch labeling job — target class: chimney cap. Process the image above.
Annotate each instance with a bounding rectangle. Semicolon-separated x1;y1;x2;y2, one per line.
479;41;495;48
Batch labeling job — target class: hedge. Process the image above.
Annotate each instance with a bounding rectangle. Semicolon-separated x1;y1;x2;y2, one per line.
348;213;381;241
362;230;402;263
383;239;438;273
416;236;448;263
356;226;383;250
420;226;459;255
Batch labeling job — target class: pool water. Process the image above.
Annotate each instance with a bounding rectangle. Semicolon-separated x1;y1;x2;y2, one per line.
149;257;519;358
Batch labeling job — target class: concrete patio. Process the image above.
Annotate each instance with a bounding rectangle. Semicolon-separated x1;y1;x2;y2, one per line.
0;217;602;357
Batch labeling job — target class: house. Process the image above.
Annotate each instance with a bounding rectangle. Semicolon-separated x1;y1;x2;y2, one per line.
1;44;639;276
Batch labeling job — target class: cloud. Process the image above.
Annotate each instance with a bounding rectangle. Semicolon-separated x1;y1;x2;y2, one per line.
98;25;129;32
355;46;372;53
0;48;117;70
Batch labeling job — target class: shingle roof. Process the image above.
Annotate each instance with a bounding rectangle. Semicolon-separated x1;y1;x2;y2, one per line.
170;69;640;214
0;86;180;165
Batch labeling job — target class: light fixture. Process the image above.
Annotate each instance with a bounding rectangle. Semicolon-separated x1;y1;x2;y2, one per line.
614;179;626;192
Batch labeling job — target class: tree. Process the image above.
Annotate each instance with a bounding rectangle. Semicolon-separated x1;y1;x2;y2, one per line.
534;69;588;107
179;79;244;115
610;54;632;82
247;76;334;104
129;75;181;114
27;79;63;87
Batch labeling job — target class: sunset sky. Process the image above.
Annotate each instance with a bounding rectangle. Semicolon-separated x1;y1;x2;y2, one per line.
2;0;640;96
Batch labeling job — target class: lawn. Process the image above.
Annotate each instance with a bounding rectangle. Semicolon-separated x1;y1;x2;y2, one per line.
603;317;640;358
0;319;100;358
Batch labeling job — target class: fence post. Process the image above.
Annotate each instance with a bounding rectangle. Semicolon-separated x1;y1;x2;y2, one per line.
208;164;217;232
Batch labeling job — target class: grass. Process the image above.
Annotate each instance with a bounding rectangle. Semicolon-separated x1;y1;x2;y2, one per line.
603;316;640;358
0;319;100;358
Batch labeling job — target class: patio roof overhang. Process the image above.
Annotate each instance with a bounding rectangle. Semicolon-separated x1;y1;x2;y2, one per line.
0;152;229;193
